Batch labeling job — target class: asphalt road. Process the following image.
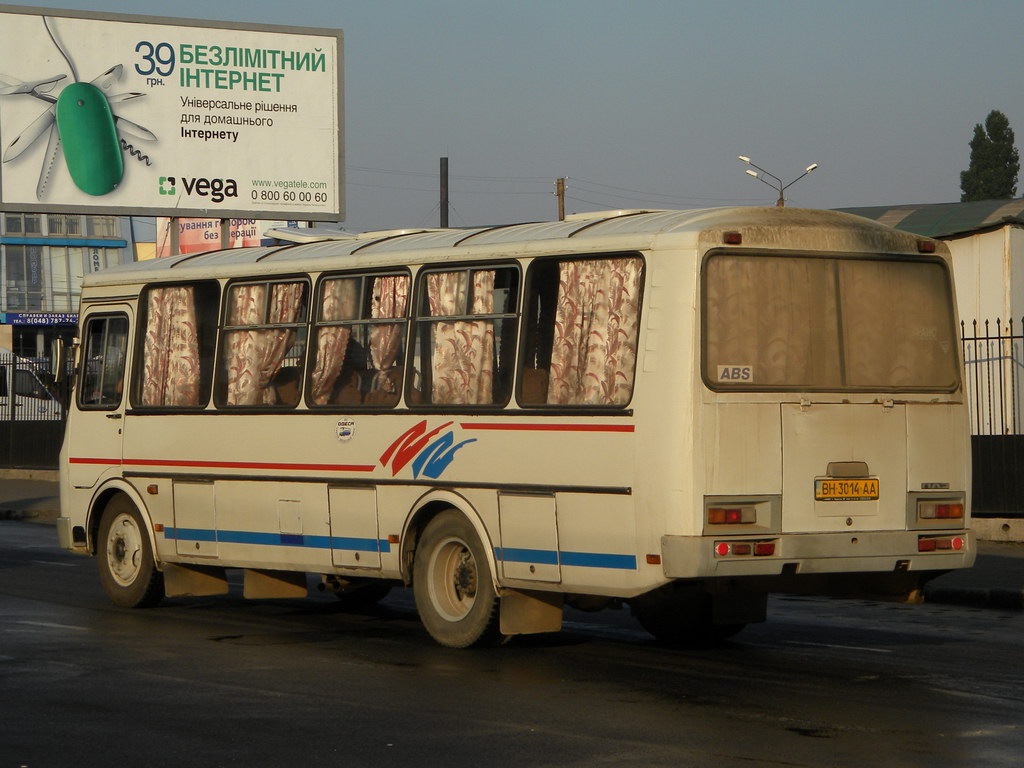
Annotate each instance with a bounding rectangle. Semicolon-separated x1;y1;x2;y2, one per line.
2;520;1022;768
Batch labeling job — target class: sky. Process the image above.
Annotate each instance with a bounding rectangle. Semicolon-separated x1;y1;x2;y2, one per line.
4;0;1024;232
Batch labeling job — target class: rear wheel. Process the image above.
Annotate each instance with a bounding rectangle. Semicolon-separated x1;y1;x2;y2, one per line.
96;496;164;608
631;586;748;645
413;510;501;648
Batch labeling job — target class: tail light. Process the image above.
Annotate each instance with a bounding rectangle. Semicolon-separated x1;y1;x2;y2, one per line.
715;540;776;557
918;535;966;552
918;500;964;520
708;506;756;525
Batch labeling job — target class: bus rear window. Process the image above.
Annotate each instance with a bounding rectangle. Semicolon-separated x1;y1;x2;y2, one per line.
703;253;960;392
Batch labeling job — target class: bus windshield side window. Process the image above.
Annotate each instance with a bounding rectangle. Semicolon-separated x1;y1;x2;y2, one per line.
216;279;309;407
519;255;644;407
309;272;409;408
135;282;220;408
79;315;129;409
411;266;519;407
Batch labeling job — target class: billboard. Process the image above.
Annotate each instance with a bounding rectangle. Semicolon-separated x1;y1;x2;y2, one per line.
0;6;343;221
154;216;282;258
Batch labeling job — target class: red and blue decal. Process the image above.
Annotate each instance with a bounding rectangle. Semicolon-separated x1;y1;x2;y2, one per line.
380;420;477;479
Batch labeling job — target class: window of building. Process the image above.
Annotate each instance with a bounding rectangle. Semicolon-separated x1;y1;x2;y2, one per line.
411;265;519;407
4;245;45;311
47;214;83;236
86;216;121;238
3;213;42;235
135;282;220;408
309;272;409;408
519;255;644;407
217;279;309;407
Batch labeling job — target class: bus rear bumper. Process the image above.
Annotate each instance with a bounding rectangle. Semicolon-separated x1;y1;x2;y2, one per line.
661;529;976;580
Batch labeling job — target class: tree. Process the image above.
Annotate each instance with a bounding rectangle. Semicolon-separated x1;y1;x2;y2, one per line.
960;110;1020;202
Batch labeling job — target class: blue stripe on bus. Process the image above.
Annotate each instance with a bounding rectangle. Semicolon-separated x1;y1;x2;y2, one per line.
164;528;390;553
496;547;560;565
495;547;637;571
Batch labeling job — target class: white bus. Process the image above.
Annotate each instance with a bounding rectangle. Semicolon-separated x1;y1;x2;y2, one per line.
56;207;974;647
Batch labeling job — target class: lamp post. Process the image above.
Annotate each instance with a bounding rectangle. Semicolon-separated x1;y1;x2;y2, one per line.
738;156;818;207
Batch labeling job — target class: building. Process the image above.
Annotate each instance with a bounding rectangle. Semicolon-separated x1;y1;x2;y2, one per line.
0;211;133;357
838;198;1024;329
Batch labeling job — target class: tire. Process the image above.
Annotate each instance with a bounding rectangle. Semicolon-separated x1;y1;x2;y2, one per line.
631;587;745;645
96;495;164;609
413;510;502;648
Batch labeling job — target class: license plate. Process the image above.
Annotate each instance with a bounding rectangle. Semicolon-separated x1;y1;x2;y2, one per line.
814;478;879;501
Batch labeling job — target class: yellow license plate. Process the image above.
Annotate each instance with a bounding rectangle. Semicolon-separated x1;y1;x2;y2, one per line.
814;478;879;501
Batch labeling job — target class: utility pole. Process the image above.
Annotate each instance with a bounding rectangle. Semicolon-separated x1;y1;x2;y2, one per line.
440;157;449;228
555;177;566;221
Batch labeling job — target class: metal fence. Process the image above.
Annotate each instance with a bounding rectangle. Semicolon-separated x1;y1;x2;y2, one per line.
0;353;69;469
961;318;1024;517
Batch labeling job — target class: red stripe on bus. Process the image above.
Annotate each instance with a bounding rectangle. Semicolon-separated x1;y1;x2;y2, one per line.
125;459;377;473
72;458;375;473
459;423;635;433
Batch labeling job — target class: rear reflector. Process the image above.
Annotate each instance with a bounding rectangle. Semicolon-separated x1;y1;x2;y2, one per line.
723;231;742;245
917;239;937;254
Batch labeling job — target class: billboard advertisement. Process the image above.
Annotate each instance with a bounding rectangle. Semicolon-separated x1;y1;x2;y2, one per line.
0;6;343;221
154;216;282;258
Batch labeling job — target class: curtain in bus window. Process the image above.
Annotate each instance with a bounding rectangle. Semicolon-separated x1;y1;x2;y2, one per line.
838;260;958;388
546;257;642;405
310;278;358;405
225;282;304;405
141;286;200;406
368;275;409;398
427;270;495;405
704;256;841;388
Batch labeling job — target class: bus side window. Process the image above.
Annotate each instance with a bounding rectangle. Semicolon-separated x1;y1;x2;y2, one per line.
136;282;220;408
519;255;644;407
309;273;409;409
0;365;7;397
79;315;129;409
217;279;309;408
410;266;519;407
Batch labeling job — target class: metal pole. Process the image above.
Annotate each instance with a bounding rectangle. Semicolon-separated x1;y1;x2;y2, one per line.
440;157;449;228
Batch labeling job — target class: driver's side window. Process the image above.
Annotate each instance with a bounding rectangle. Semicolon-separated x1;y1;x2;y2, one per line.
79;315;129;409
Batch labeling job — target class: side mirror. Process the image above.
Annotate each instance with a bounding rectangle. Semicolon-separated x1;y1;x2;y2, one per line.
50;338;65;382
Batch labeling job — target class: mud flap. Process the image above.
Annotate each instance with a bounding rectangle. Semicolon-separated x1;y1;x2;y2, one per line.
499;589;564;636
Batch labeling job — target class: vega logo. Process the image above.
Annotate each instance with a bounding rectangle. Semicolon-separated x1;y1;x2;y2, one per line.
379;420;477;479
158;175;238;203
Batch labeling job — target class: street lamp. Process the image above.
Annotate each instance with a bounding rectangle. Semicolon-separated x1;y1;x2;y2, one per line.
738;156;818;207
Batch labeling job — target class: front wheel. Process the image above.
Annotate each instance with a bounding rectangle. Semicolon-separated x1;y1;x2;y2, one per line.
96;496;164;608
413;510;502;648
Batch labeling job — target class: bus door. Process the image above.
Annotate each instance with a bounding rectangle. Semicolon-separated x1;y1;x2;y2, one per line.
67;309;131;489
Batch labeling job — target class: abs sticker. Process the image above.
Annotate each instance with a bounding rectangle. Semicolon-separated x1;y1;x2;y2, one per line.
336;418;355;442
717;365;753;383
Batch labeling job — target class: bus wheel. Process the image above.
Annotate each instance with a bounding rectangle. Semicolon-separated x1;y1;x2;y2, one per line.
413;510;502;648
96;496;164;609
631;587;745;645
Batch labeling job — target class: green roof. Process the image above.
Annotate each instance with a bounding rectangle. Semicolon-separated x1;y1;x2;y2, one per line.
837;198;1024;239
